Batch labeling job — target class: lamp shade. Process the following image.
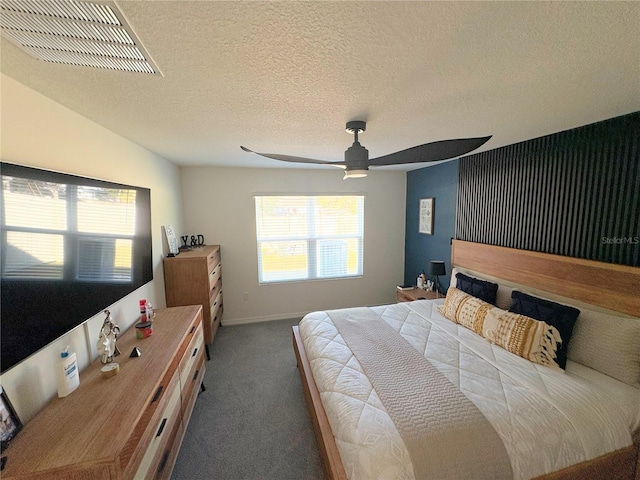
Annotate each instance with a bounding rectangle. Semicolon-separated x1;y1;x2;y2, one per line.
428;260;446;276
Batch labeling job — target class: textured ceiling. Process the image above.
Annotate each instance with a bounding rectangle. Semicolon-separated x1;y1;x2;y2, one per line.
1;1;639;171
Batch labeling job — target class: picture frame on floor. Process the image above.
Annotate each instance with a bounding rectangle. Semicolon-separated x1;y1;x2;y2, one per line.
0;385;22;453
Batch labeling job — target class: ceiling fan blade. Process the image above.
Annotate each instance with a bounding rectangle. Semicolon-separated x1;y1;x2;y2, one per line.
240;146;346;168
368;136;492;166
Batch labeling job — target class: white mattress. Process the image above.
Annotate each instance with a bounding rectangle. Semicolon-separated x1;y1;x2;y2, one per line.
299;299;639;480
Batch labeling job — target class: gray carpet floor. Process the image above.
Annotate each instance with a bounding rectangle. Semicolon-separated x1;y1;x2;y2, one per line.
171;318;326;480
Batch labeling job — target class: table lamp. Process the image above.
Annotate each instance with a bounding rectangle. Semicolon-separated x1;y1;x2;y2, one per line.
428;260;446;297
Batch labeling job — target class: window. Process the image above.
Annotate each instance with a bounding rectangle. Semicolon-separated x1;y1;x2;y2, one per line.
254;195;364;283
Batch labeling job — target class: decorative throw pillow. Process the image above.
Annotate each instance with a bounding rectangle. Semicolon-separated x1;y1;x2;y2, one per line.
441;287;492;334
509;291;580;369
482;309;563;369
441;288;563;369
456;272;499;305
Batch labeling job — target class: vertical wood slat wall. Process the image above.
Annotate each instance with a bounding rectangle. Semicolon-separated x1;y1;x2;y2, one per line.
455;112;639;267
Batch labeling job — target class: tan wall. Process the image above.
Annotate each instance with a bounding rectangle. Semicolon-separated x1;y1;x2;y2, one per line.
180;166;406;324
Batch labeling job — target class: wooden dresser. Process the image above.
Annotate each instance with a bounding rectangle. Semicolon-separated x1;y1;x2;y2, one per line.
1;305;206;480
163;245;223;358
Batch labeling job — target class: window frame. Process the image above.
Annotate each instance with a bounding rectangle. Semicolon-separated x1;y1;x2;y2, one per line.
254;194;365;284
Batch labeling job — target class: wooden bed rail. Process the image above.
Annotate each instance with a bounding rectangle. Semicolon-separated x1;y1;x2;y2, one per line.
292;326;348;480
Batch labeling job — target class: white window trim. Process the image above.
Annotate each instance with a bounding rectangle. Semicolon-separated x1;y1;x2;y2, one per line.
255;195;364;284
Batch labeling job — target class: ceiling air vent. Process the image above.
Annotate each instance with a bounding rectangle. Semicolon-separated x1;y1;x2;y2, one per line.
0;0;161;75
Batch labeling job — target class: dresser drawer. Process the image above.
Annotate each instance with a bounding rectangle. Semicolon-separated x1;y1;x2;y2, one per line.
208;261;221;291
208;277;222;306
134;372;182;479
206;248;221;275
178;323;204;395
153;416;184;480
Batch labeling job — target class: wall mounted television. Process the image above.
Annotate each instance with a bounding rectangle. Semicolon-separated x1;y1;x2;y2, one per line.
1;163;153;373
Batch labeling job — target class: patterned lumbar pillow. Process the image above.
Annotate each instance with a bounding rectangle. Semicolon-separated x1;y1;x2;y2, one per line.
441;287;564;369
481;309;563;369
441;286;492;333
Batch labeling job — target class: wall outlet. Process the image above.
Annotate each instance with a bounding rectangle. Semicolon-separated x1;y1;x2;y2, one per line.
243;291;249;300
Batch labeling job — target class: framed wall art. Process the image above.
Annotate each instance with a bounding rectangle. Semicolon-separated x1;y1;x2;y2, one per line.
419;198;434;235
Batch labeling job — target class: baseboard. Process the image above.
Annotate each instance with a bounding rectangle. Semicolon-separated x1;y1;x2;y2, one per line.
221;301;393;327
221;311;308;326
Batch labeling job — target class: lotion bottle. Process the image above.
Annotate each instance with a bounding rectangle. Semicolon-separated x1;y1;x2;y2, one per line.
57;346;80;397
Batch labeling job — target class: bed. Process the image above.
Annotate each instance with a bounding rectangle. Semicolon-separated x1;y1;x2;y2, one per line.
292;240;640;480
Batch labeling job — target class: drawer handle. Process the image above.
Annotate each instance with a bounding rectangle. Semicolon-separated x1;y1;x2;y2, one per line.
192;347;198;357
189;326;195;334
156;418;167;437
213;300;217;306
192;369;199;381
152;386;163;403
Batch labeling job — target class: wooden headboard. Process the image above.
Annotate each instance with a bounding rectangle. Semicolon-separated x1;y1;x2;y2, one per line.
451;240;640;317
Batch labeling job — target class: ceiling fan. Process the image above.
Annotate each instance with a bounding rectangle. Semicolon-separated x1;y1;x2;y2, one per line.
241;121;491;179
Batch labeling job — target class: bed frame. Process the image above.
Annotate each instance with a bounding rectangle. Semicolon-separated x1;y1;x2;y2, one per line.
292;240;640;480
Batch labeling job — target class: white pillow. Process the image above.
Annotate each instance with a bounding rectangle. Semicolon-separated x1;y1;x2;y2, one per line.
567;309;640;388
494;285;514;311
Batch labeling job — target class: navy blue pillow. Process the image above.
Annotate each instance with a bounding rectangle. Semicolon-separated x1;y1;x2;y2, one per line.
455;272;499;305
509;291;580;369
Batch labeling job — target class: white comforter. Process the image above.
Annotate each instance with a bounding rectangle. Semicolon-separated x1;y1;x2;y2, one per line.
299;300;639;480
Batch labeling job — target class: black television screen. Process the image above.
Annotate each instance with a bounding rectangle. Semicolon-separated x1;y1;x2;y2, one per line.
1;163;153;373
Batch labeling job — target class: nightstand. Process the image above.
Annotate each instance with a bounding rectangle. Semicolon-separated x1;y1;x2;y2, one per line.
396;287;441;303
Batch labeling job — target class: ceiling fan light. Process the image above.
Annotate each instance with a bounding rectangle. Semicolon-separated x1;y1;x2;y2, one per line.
343;169;368;180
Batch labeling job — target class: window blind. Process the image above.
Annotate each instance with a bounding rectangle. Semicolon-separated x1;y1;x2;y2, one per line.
254;195;364;283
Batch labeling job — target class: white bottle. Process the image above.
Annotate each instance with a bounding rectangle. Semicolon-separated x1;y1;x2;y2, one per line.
417;274;424;289
57;346;80;398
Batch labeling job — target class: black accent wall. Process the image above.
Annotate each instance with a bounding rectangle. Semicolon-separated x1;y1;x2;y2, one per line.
455;112;639;266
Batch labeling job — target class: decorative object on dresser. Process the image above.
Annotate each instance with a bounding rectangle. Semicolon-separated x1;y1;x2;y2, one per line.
428;260;446;296
396;287;440;303
164;245;223;360
163;224;180;257
97;310;121;364
1;306;206;480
